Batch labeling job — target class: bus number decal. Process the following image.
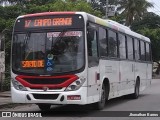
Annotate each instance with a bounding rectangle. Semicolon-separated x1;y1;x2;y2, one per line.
25;20;31;27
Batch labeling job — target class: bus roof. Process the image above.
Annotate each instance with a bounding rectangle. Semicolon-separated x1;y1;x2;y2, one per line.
18;11;150;42
79;12;150;43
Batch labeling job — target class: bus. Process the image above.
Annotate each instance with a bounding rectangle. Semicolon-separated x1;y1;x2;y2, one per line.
11;12;152;110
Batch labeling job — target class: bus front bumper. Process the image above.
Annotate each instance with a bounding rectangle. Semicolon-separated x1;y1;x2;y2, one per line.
11;86;88;105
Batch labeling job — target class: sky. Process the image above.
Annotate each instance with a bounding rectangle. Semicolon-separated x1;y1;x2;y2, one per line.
147;0;160;16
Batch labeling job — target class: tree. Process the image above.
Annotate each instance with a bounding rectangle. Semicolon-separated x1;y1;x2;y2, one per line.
24;0;56;6
117;0;153;26
131;12;160;31
90;0;119;16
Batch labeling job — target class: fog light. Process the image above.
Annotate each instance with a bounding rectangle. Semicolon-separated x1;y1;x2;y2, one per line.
67;95;81;100
71;85;76;90
76;80;81;85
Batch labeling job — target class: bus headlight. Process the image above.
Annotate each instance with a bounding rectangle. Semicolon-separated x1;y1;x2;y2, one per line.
65;77;86;91
11;79;27;91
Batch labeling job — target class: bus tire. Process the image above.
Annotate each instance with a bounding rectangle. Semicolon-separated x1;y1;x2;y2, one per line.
37;104;51;111
130;80;140;99
94;84;107;110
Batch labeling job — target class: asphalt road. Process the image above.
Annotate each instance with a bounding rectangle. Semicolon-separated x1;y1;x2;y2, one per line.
1;79;160;120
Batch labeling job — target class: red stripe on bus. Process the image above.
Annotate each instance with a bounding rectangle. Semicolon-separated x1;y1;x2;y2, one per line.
15;75;78;89
23;12;75;18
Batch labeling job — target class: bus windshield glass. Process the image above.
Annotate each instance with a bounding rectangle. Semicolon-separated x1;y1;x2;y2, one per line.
12;30;84;75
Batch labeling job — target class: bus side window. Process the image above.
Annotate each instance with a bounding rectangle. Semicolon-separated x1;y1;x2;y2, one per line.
108;30;117;58
146;43;150;61
87;26;99;67
118;33;126;59
99;27;107;57
134;39;140;60
127;36;134;60
140;41;145;61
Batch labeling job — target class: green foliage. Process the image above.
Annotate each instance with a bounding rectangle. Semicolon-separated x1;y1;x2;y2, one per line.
24;0;56;6
3;5;22;19
110;14;125;24
131;12;160;31
0;18;6;31
138;28;160;62
117;0;153;26
48;0;102;17
25;4;49;13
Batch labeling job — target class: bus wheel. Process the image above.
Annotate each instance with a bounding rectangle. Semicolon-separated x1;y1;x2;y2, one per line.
94;84;107;110
130;80;140;99
37;104;51;111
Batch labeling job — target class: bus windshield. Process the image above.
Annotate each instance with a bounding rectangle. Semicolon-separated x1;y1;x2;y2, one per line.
12;30;84;75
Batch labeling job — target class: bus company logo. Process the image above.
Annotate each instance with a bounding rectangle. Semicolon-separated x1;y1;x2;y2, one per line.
2;112;11;117
43;86;49;91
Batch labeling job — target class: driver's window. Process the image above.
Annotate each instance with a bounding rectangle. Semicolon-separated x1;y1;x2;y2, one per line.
87;24;98;67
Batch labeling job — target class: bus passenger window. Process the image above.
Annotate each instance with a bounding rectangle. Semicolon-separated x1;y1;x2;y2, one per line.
87;27;98;67
134;39;140;60
140;41;146;61
127;36;134;60
108;30;117;58
146;43;151;61
118;34;126;59
99;27;107;57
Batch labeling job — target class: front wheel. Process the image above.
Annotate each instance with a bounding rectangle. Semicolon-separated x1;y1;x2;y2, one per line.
37;104;51;111
94;84;107;110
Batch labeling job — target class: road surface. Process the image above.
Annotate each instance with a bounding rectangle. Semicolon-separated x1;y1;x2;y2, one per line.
0;79;160;120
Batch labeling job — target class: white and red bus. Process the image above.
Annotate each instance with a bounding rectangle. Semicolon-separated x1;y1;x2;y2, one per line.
11;12;152;110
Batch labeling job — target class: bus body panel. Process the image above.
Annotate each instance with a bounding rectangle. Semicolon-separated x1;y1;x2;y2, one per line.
99;60;119;99
87;66;100;103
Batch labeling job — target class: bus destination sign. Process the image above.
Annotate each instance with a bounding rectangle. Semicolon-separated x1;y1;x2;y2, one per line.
15;15;84;31
25;17;72;28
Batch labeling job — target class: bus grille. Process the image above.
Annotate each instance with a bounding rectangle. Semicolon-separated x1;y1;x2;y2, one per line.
32;94;59;100
15;75;78;89
24;78;67;84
